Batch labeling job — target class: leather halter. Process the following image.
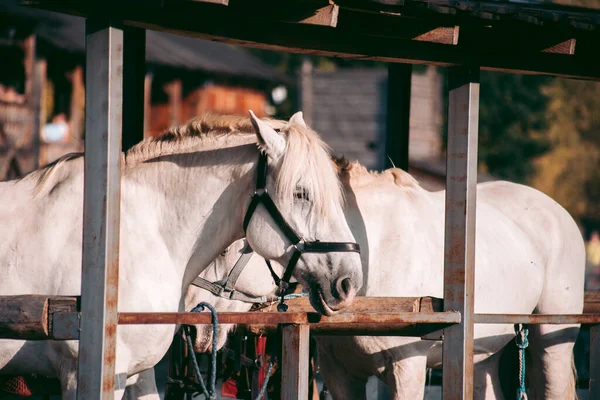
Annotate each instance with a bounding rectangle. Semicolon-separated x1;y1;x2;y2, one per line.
192;151;361;311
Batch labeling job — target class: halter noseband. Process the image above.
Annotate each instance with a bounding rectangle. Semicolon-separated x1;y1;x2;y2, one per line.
242;152;361;310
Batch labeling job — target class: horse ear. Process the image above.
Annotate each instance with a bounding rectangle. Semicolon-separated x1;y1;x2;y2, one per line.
289;111;307;128
249;110;285;159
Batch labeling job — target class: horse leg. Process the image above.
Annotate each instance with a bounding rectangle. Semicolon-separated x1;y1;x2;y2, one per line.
527;279;582;399
317;347;367;400
123;369;161;400
385;355;427;400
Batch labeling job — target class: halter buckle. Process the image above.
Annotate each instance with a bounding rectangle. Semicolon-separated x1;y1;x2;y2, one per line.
293;239;306;252
254;188;267;196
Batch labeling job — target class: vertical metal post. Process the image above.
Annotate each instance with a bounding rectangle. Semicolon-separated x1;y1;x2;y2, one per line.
385;63;412;171
77;20;123;399
281;324;310;400
590;326;600;399
122;27;145;152
442;65;479;400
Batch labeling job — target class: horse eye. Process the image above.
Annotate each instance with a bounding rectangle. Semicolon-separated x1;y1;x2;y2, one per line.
294;188;310;202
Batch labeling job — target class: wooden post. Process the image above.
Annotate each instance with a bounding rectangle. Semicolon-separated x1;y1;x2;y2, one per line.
30;59;44;169
69;66;84;142
299;58;313;126
165;80;182;127
385;63;412;171
281;324;310;400
77;19;123;399
143;73;153;137
442;65;479;400
122;27;146;151
590;326;600;399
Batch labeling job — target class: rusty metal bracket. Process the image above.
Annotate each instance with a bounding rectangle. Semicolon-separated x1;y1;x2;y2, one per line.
52;312;81;340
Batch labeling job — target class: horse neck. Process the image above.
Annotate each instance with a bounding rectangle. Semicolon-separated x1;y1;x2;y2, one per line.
122;141;258;289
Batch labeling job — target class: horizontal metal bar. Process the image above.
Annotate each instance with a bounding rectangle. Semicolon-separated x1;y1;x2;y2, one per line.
474;313;600;325
117;311;461;325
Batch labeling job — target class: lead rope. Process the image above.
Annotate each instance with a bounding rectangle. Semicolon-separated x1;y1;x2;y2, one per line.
184;302;219;400
515;323;529;400
254;325;281;400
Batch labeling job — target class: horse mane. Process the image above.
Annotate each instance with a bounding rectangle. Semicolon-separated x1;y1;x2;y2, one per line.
19;152;83;197
124;114;288;166
28;114;344;225
333;155;420;189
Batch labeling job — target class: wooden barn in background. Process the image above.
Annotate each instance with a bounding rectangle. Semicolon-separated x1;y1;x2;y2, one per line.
0;0;287;179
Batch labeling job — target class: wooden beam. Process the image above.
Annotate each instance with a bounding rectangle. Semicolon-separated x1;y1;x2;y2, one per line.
120;8;600;80
299;4;339;27
542;38;576;54
22;1;600;79
0;295;79;340
336;8;459;44
253;296;443;313
281;324;310;400
0;295;49;340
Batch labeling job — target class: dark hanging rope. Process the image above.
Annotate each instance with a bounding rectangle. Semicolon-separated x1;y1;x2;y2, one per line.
184;302;219;400
515;323;529;400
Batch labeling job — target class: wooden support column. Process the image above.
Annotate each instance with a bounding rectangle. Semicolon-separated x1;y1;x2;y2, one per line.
31;59;45;169
385;63;412;171
165;80;182;127
143;72;152;137
69;66;84;142
590;326;600;399
281;324;310;400
77;19;123;399
442;65;479;400
122;27;146;151
299;58;313;126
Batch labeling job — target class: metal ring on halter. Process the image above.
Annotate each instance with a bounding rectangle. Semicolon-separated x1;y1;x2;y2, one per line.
292;239;306;252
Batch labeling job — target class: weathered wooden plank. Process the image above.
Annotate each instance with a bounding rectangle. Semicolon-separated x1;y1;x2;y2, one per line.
542;38;576;54
414;26;459;45
299;4;339;27
281;324;310;400
253;296;443;313
0;295;49;340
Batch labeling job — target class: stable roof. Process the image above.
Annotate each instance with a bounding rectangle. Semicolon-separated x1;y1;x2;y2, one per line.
20;0;600;80
1;0;287;83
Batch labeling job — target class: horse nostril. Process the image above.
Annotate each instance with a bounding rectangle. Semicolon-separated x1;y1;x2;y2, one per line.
335;277;353;300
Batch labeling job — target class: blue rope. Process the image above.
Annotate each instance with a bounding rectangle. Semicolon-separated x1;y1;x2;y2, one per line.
514;324;529;400
255;358;276;400
185;302;219;400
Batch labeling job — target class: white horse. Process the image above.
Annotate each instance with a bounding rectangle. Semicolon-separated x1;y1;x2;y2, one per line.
0;111;363;399
314;157;583;400
153;134;584;399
